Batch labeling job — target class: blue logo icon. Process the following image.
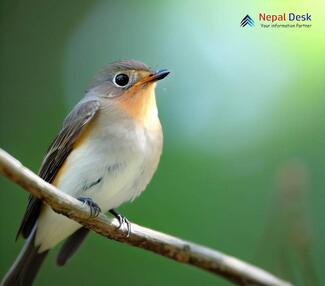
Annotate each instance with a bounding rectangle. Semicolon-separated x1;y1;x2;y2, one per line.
241;15;255;27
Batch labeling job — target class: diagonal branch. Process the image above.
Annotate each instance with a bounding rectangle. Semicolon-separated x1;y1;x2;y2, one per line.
0;148;292;286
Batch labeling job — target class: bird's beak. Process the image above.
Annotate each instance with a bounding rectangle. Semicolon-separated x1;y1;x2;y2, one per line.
136;69;170;86
147;69;170;82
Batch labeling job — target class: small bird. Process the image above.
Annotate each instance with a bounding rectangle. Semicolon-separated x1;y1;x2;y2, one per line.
1;60;169;286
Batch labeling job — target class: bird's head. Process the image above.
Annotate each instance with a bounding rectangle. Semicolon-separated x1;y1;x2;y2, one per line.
87;60;169;126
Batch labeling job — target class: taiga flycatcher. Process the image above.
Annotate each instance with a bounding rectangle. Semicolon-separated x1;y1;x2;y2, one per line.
1;60;169;286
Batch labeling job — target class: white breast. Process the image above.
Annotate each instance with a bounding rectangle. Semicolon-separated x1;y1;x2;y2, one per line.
58;109;162;209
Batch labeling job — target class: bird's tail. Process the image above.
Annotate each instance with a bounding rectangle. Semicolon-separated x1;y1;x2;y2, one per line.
1;227;49;286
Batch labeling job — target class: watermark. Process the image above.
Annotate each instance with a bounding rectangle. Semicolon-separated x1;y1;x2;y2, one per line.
241;13;312;29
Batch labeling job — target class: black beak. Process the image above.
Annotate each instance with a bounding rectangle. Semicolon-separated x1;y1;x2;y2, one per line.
151;69;170;81
135;69;170;86
143;69;170;84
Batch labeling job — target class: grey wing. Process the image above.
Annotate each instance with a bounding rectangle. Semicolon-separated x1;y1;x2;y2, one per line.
16;99;100;239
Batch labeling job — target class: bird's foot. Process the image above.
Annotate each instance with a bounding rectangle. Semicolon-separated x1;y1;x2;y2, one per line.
78;197;101;218
109;209;131;237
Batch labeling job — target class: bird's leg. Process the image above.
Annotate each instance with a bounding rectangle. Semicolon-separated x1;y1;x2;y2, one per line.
109;209;131;237
78;197;101;218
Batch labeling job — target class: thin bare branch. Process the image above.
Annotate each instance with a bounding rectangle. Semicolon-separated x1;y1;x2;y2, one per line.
0;148;292;286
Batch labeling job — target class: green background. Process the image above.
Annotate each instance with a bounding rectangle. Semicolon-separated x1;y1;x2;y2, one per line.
0;1;324;285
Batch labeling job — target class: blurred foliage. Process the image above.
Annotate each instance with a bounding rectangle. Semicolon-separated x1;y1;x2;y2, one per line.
0;0;324;285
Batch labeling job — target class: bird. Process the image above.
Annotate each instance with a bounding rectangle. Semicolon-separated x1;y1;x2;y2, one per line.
1;60;169;286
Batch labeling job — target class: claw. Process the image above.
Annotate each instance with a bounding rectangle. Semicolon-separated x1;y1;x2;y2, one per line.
78;197;101;218
109;209;131;237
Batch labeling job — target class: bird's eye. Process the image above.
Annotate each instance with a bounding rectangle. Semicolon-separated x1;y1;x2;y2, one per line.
113;73;129;87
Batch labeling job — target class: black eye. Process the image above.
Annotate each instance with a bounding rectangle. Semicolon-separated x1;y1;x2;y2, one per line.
114;73;129;87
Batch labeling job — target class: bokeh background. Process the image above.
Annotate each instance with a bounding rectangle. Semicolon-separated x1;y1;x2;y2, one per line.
1;1;324;285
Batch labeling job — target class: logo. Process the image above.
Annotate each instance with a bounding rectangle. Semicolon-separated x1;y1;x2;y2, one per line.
240;15;255;27
240;13;312;29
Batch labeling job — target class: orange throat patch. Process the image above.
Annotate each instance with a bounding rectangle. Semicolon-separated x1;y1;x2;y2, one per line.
117;83;160;129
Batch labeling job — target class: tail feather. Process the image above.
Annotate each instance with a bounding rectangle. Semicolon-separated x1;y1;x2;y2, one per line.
1;228;49;286
57;227;90;266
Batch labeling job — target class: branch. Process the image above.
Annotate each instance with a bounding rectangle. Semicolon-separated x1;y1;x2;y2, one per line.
0;148;292;286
